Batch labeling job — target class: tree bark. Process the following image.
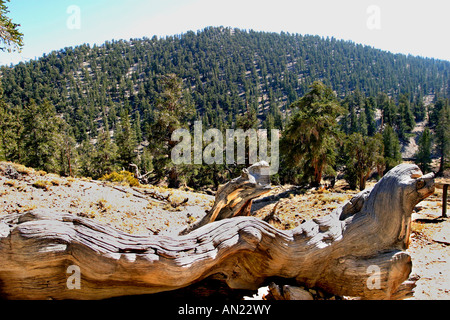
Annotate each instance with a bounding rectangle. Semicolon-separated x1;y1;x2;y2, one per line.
0;164;434;300
179;161;272;235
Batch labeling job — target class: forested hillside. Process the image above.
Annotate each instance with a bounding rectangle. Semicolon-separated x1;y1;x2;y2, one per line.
0;27;449;188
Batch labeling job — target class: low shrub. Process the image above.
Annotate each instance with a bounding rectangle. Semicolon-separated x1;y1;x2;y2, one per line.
99;171;140;187
32;180;51;190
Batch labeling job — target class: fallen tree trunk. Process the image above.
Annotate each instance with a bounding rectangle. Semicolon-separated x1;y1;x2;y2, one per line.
0;164;434;300
180;161;272;235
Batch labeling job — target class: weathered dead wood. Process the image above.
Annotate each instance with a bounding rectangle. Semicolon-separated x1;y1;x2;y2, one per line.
180;161;272;235
263;201;281;223
129;163;153;185
0;164;434;300
435;178;449;218
267;283;314;300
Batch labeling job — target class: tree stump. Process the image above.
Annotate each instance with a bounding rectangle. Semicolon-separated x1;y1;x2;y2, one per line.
0;164;434;300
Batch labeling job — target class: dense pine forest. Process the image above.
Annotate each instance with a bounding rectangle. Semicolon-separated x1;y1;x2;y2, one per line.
0;27;449;189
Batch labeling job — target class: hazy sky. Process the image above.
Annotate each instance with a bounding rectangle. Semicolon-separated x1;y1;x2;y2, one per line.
1;0;449;66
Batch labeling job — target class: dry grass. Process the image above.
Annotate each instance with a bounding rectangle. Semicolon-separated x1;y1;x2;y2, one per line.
32;180;52;191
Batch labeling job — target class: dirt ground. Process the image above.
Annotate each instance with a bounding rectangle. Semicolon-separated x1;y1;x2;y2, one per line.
0;161;448;300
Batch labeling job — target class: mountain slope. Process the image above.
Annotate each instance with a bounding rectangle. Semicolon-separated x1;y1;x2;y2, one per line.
1;26;449;142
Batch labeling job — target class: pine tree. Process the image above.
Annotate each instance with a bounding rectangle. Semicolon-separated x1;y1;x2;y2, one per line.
262;113;275;131
413;95;426;122
435;101;450;173
139;147;153;178
0;108;6;161
93;129;117;178
349;107;358;134
397;94;415;140
415;127;432;173
357;110;368;137
0;0;24;52
344;133;384;190
55;121;78;177
146;73;195;187
364;97;377;136
430;98;446;128
0;80;24;162
21;99;61;172
281;81;343;186
401;94;415;130
378;93;396;128
134;111;143;143
77;138;95;178
382;125;402;172
115;110;137;169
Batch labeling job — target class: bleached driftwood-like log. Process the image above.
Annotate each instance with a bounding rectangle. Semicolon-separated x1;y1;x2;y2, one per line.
180;161;272;235
0;164;434;300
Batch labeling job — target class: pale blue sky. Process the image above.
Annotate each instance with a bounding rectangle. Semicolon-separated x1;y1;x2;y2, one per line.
1;0;449;66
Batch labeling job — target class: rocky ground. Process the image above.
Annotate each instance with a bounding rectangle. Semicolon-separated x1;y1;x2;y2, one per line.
0;161;448;300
